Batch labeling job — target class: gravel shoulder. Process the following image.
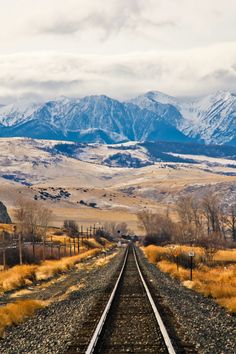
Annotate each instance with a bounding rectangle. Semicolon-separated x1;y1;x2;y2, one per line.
0;248;125;354
137;247;236;354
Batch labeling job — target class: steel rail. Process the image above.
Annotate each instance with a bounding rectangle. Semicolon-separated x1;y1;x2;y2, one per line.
85;247;129;354
133;247;176;354
85;245;176;354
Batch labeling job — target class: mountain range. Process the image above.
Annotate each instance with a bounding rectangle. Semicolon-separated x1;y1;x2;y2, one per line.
0;90;236;145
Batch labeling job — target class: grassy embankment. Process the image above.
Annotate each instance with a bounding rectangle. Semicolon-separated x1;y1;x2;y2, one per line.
0;242;113;336
143;245;236;313
0;248;103;293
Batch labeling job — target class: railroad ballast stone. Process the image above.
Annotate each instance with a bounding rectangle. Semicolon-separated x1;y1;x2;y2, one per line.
0;249;125;354
137;248;236;354
0;247;235;354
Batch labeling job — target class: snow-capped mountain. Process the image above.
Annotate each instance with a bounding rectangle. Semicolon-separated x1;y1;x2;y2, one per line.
131;90;236;145
0;90;236;145
0;95;190;144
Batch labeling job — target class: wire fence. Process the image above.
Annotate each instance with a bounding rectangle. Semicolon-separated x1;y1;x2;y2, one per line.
0;225;103;270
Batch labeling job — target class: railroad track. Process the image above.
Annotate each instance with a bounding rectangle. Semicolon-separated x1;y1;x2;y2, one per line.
67;245;179;354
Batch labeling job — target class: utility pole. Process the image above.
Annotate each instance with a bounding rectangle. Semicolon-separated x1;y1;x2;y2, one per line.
189;252;195;281
69;240;72;256
64;238;67;257
42;234;46;261
32;235;35;260
77;235;80;254
2;231;6;270
19;232;23;265
50;236;53;258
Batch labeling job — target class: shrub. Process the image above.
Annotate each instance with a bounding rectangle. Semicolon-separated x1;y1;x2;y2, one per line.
0;265;37;293
0;300;44;337
63;220;78;237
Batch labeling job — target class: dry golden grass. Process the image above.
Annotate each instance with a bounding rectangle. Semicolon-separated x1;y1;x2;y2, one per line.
0;265;37;293
91;252;118;268
157;260;236;313
0;249;101;293
58;283;85;301
142;245;169;263
0;223;14;233
35;248;100;280
217;297;236;313
158;260;190;280
100;237;113;248
0;300;45;337
143;245;236;313
143;244;204;264
214;249;236;262
9;289;33;298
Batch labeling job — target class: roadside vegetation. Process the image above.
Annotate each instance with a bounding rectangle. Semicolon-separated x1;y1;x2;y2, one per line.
0;300;45;337
0;248;101;293
0;196;115;268
143;245;236;312
139;193;236;313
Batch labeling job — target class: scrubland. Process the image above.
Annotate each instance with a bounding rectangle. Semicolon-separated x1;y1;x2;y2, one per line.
143;245;236;313
0;249;100;293
0;246;111;337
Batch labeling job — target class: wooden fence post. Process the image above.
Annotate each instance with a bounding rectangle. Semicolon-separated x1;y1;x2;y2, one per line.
77;236;80;254
69;240;72;256
3;231;6;270
32;236;35;260
50;236;53;258
58;245;61;259
19;233;23;265
42;235;46;261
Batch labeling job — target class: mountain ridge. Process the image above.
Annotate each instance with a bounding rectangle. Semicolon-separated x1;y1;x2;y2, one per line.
0;90;236;145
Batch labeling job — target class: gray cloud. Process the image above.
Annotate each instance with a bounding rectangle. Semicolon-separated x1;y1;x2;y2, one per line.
0;0;235;102
37;0;176;39
0;44;236;103
201;69;236;81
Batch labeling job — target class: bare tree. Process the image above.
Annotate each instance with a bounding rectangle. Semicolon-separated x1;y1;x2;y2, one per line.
202;193;222;235
14;197;52;241
138;210;174;246
198;232;223;263
225;204;236;242
103;221;128;237
176;196;204;243
176;196;195;225
63;220;79;237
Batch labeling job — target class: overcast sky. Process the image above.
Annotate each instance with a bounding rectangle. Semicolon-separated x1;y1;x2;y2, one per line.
0;0;236;102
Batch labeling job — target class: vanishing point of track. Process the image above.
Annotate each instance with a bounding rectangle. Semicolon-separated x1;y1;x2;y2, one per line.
67;245;176;354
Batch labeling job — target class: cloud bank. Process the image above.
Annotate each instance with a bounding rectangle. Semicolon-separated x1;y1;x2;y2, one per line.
0;0;235;102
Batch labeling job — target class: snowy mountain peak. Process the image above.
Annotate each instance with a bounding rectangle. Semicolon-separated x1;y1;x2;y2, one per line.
144;91;176;104
0;99;42;127
0;91;236;146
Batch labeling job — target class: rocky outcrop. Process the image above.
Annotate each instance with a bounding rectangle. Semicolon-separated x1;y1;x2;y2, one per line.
0;201;12;223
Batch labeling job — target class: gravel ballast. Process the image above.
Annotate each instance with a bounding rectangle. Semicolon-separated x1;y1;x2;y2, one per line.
0;247;235;354
0;249;125;354
137;248;236;354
